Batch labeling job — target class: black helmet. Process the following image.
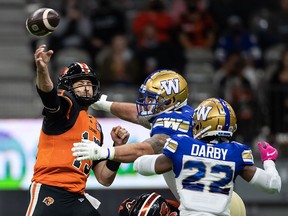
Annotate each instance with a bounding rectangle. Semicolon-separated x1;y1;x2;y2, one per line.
57;62;100;106
118;192;171;216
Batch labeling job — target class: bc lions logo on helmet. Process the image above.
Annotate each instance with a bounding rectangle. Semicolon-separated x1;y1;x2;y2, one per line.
160;78;180;95
125;199;136;211
43;196;54;206
160;202;169;215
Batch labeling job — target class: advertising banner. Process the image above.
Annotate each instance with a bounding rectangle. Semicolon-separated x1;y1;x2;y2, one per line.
0;118;167;189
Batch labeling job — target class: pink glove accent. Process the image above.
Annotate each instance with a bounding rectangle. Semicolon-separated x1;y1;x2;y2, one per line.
257;141;278;162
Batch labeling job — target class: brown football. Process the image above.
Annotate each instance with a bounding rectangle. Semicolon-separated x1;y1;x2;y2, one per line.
26;8;60;37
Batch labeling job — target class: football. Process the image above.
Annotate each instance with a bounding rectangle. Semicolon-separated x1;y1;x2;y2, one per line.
25;8;60;37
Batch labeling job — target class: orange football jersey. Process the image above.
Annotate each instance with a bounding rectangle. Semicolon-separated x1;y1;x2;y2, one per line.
32;91;102;194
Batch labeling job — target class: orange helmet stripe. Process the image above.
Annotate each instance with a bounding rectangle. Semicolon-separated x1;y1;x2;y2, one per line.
139;192;161;216
80;63;90;74
61;67;68;76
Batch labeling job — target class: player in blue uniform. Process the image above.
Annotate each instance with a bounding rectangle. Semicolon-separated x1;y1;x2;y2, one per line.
134;98;281;216
72;69;192;167
72;70;247;215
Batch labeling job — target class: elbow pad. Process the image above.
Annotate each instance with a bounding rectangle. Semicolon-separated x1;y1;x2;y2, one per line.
249;160;281;193
133;154;160;176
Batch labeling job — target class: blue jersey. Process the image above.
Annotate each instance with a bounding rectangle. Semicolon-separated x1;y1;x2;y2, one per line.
150;105;194;137
149;105;194;201
163;134;254;215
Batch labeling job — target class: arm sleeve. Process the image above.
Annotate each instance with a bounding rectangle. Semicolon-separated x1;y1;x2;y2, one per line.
37;86;61;113
249;160;281;194
133;154;160;176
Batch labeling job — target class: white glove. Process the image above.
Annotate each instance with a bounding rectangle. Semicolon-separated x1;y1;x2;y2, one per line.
71;139;115;161
90;94;113;112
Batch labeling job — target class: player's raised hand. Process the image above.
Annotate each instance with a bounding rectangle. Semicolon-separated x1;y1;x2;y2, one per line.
111;126;130;146
257;141;278;162
72;139;114;161
34;44;53;73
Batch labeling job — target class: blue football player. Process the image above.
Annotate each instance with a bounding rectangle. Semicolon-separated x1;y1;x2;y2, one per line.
72;70;193;198
72;70;247;215
134;98;281;216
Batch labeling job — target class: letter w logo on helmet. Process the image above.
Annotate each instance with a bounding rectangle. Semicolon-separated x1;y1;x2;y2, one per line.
196;106;213;120
160;78;180;95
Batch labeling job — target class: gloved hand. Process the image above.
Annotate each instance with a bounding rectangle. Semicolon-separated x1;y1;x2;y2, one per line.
72;139;115;161
90;94;113;112
257;141;278;162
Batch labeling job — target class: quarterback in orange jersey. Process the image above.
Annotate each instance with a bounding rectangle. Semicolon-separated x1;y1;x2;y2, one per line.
25;44;130;216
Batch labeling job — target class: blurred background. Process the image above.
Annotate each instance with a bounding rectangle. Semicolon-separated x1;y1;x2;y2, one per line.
0;0;288;215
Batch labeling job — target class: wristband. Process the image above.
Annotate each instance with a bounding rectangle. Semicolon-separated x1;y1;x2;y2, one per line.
106;160;121;172
107;148;111;159
107;147;115;160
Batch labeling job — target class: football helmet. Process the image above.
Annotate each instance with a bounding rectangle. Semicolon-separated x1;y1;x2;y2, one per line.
136;70;188;124
118;192;173;216
58;62;101;106
193;98;237;140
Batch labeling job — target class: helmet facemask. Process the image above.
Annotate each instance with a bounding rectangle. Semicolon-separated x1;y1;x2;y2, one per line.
136;85;169;117
57;62;101;106
136;70;188;126
71;78;100;106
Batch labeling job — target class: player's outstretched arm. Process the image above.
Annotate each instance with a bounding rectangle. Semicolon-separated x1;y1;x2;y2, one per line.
111;134;169;162
241;142;281;194
133;154;173;176
72;139;112;160
72;133;169;163
111;102;138;124
34;44;54;92
78;127;130;187
72;140;155;163
90;94;138;124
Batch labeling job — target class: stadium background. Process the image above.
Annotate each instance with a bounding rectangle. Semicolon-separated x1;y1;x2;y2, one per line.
0;0;287;215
